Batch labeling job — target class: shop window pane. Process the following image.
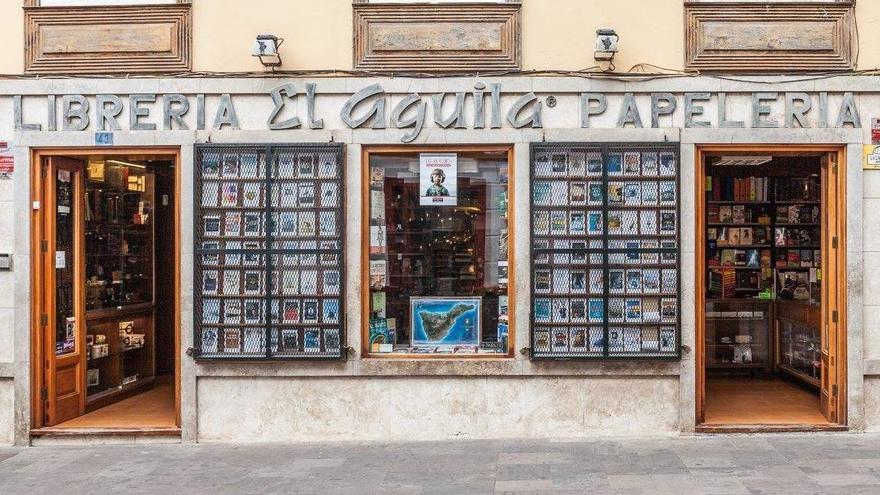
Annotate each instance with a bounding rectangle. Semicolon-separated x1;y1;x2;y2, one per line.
530;143;681;360
193;144;346;361
368;152;510;355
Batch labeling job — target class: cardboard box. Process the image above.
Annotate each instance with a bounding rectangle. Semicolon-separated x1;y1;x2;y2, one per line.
121;334;145;348
90;343;109;359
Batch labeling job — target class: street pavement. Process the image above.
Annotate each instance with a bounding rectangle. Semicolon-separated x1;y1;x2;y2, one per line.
2;434;880;494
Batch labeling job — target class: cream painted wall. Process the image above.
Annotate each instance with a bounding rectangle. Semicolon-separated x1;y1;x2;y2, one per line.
855;0;880;70
521;0;684;71
1;1;880;74
0;1;24;75
192;0;352;72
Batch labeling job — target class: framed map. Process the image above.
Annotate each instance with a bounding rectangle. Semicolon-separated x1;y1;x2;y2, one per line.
410;297;481;348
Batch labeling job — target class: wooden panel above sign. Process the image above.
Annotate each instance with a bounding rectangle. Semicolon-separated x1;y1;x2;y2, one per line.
24;4;192;75
685;3;855;73
353;2;521;73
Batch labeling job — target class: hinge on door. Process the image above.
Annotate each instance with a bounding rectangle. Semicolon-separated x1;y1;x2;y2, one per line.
40;388;48;402
832;237;838;249
40;239;48;252
40;313;48;326
832;310;838;323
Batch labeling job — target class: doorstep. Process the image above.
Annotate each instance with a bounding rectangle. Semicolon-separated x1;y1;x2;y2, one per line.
696;424;849;434
30;427;181;446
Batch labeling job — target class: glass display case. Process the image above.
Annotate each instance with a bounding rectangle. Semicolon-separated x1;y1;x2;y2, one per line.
84;162;154;310
704;299;772;372
776;300;821;387
83;160;156;407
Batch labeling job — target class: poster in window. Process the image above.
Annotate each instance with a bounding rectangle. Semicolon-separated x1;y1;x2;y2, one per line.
419;153;457;206
410;297;480;348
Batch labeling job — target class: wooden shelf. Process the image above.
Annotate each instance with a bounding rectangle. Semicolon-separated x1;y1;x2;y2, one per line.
708;266;766;270
711;244;771;249
778;363;820;388
707;362;767;369
86;376;155;410
708;222;769;227
86;303;155;321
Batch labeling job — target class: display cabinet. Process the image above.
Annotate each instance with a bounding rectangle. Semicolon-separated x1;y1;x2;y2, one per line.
776;300;821;388
83;162;156;409
704;299;772;372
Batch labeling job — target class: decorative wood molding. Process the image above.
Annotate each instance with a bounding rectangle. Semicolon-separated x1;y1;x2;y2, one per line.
24;0;191;5
685;3;855;73
24;4;192;75
353;3;521;73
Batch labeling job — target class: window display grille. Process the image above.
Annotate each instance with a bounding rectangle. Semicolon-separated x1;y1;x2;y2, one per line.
194;144;346;360
530;143;681;360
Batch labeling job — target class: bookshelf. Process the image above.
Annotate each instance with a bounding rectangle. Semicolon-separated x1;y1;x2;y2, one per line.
83;161;156;410
704;162;821;384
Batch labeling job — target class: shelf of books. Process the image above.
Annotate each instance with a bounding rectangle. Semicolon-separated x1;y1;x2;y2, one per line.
705;164;822;383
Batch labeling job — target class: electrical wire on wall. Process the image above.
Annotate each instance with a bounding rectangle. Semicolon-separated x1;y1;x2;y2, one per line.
0;3;867;87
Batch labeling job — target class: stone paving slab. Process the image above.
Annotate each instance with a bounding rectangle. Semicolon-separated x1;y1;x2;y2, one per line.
1;435;880;494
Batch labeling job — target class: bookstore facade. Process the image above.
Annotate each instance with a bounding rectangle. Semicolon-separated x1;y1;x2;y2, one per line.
0;76;877;444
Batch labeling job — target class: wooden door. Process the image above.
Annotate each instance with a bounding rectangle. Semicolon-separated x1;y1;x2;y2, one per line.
820;151;842;423
40;157;86;426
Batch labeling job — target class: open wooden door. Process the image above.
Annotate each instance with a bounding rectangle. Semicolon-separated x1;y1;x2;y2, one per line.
40;157;86;426
820;151;843;424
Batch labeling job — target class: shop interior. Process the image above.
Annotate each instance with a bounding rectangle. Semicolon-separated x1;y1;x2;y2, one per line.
38;154;176;430
701;152;832;426
366;150;510;356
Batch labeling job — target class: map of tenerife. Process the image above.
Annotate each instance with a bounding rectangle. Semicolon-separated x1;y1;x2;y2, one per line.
416;303;476;342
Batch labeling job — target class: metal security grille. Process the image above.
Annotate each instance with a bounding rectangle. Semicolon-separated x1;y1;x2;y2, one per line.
194;144;346;360
530;143;681;360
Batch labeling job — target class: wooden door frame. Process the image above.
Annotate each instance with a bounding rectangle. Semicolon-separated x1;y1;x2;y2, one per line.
30;147;182;432
694;144;847;428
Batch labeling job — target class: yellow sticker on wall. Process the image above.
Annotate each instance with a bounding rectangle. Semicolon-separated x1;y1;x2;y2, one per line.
864;145;880;169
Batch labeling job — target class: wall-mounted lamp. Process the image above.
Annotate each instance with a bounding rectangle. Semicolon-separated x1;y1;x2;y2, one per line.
252;34;284;69
594;28;619;62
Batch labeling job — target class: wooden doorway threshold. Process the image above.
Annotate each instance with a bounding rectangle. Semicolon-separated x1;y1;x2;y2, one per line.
696;424;848;434
31;426;181;437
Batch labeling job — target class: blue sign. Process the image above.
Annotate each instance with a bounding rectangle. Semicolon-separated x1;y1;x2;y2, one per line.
95;132;114;146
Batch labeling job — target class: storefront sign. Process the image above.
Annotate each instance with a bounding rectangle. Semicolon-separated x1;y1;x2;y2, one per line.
0;141;12;178
420;153;457;206
12;87;863;143
873;119;880;145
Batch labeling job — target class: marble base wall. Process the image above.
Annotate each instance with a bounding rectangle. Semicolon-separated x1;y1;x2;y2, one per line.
195;376;679;442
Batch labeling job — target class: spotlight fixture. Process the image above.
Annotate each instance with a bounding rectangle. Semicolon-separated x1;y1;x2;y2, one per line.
594;29;619;62
252;34;284;69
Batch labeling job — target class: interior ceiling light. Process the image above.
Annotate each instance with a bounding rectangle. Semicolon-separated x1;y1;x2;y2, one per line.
714;156;773;167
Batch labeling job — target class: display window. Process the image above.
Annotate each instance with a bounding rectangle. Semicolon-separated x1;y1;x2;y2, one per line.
193;144;346;360
530;143;681;359
364;147;512;357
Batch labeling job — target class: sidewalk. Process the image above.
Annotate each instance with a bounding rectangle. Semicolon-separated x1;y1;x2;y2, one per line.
2;434;880;494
